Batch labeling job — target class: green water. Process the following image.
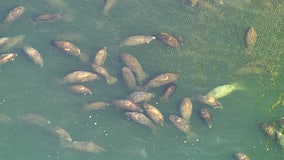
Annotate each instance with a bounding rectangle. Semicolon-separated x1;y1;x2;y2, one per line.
0;0;284;159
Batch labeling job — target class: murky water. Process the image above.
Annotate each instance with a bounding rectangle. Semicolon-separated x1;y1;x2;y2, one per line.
0;0;284;159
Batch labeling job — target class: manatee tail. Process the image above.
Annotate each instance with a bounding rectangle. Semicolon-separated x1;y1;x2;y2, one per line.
159;95;169;102
136;71;149;83
0;22;10;32
231;82;245;90
0;113;13;124
61;10;75;22
185;130;198;142
105;75;117;85
150;124;158;134
59;140;73;149
134;84;148;91
53;77;66;85
79;52;89;63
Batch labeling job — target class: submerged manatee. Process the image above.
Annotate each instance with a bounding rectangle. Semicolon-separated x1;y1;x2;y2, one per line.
52;40;89;63
234;152;250;160
159;83;177;102
69;85;92;95
198;95;223;109
0;35;25;52
206;82;243;99
61;71;100;83
80;101;110;112
169;114;198;142
120;53;148;83
51;126;73;142
199;108;212;128
120;35;156;47
141;73;180;91
3;6;25;26
91;65;117;85
20;113;51;128
127;91;155;103
0;53;17;65
93;47;107;66
179;97;193;123
121;66;137;89
111;99;143;113
33;13;63;22
23;46;44;67
125;111;157;134
142;102;164;126
64;141;105;153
